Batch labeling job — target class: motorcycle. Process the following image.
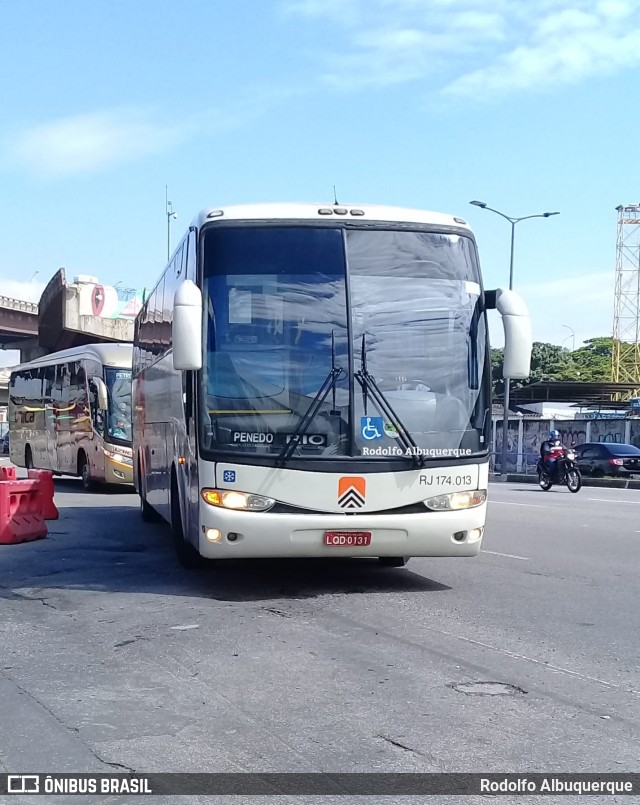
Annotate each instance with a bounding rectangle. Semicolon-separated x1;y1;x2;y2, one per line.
537;446;582;493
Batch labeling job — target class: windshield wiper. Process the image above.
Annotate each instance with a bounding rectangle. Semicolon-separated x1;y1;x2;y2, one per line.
275;332;346;468
355;334;425;468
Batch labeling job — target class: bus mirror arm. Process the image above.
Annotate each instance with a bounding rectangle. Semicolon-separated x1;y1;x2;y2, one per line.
173;280;203;371
491;288;532;380
91;376;109;411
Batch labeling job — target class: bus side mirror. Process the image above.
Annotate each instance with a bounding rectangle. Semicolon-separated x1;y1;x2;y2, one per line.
91;376;109;410
173;280;203;371
491;288;532;379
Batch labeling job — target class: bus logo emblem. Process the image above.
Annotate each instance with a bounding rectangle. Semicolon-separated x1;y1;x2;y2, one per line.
338;477;366;509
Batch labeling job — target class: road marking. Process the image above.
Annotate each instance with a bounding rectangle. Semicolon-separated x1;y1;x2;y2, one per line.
489;500;550;509
428;627;638;696
587;498;639;504
482;550;530;561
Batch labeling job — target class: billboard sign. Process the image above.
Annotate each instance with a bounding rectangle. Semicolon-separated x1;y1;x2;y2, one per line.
79;284;143;319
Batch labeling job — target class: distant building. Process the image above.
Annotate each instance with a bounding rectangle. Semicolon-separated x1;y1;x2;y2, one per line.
516;402;589;420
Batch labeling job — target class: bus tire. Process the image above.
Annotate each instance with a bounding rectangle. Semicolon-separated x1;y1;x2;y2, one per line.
138;459;160;522
140;494;158;522
78;452;96;492
378;556;409;568
171;473;204;569
25;445;34;470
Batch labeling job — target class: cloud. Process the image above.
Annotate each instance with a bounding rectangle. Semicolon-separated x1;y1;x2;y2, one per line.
0;277;47;303
283;0;640;99
281;0;362;24
445;2;640;98
6;90;295;178
9;108;188;178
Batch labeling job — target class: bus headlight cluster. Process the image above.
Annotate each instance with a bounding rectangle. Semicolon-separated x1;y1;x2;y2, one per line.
424;490;486;511
201;489;275;512
103;449;133;466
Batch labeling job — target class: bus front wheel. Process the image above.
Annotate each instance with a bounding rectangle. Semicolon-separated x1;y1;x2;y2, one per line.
138;463;160;522
140;494;158;522
78;453;95;492
171;475;204;569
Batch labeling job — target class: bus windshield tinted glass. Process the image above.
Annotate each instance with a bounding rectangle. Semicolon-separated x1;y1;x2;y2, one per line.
105;369;132;443
201;227;349;457
201;225;488;461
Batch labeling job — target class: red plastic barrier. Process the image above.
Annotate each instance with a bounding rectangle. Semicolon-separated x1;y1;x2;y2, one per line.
0;479;47;544
0;466;16;481
27;469;59;520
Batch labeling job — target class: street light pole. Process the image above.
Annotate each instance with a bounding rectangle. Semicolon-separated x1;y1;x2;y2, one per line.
562;324;575;353
469;201;560;475
166;186;177;261
28;271;39;302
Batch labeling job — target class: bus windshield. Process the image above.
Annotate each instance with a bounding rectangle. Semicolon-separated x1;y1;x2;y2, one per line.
104;368;132;444
201;225;488;463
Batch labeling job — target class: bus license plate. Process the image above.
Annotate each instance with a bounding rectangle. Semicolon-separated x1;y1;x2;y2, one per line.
324;531;371;547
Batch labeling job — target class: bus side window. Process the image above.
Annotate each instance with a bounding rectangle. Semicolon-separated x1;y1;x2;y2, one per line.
88;380;104;435
69;361;89;430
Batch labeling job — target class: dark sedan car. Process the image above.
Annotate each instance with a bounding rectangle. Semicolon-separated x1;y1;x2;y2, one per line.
574;442;640;477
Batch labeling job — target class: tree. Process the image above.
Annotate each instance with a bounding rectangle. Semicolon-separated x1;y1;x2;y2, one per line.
490;336;615;398
570;337;614;382
491;341;573;397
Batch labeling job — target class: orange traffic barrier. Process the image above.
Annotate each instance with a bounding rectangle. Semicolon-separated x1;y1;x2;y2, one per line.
0;466;16;481
27;469;59;520
0;479;47;544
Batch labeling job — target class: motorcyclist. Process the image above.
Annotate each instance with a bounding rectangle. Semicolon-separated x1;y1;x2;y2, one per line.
540;430;564;479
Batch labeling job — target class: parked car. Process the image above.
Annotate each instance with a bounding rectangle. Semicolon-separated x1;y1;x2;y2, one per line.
2;431;9;454
574;442;640;477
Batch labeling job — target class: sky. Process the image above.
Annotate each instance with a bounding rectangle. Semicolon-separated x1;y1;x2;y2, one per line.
1;0;639;367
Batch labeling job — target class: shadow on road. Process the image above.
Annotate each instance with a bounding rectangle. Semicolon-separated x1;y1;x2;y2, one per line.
1;503;451;602
506;486;580;494
51;477;138;495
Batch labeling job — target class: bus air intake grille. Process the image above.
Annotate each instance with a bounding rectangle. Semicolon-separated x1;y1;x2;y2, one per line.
267;502;428;515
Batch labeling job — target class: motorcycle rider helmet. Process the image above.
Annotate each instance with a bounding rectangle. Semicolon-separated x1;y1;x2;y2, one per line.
549;429;560;441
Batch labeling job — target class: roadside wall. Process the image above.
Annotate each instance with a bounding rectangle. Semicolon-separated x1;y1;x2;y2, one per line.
491;417;640;472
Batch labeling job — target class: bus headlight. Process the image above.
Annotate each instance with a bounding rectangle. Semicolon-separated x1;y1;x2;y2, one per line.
424;490;486;511
201;488;275;512
103;449;133;466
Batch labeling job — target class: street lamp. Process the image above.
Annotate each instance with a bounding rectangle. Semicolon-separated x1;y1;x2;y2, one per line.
469;201;560;474
166;186;177;261
28;271;39;302
562;324;575;353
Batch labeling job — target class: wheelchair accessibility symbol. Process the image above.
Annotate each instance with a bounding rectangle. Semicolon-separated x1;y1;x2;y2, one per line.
361;417;384;441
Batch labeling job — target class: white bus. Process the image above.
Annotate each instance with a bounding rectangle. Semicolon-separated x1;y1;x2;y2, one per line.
9;343;133;489
133;203;531;568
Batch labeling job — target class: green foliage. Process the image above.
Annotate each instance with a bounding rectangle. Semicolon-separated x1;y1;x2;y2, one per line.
491;337;614;397
570;337;615;382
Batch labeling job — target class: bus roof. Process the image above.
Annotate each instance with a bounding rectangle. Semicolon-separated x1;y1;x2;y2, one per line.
191;203;472;232
12;342;132;374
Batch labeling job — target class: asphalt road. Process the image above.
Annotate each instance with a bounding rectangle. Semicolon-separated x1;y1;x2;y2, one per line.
1;470;639;804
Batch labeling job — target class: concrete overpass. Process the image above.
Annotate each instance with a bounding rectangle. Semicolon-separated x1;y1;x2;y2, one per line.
1;269;142;364
0;295;39;348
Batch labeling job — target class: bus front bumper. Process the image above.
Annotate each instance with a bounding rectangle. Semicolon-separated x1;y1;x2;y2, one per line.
105;459;134;486
196;503;487;559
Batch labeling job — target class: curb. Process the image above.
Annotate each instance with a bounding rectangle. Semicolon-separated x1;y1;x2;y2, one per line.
490;473;640;490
